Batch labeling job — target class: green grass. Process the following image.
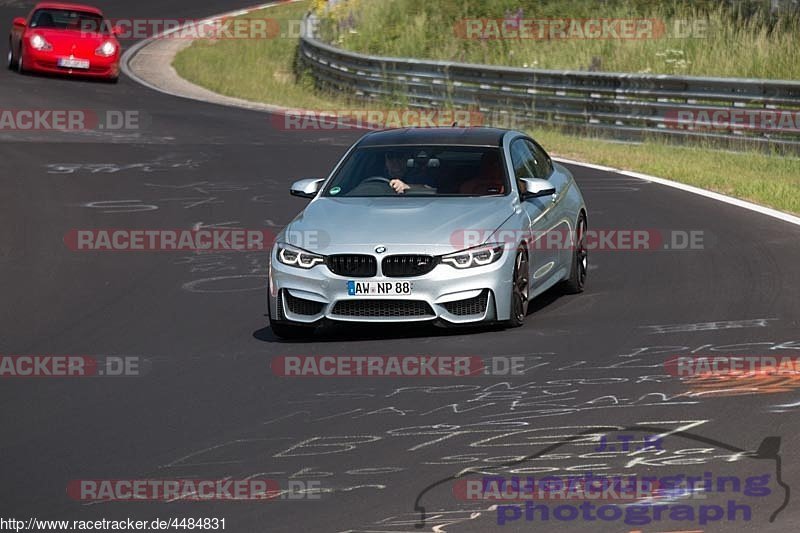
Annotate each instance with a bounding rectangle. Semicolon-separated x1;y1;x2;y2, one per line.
173;2;341;109
319;0;800;79
173;0;800;215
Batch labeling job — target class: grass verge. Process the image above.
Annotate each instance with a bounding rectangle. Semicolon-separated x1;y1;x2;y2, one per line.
172;1;334;109
319;0;800;79
173;0;800;215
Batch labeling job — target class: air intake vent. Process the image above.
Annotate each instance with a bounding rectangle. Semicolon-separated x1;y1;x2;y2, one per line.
331;299;434;318
275;289;285;321
441;291;489;316
326;255;377;277
381;255;438;277
284;291;325;316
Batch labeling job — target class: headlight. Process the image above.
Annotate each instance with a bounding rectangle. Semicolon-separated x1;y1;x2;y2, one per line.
441;242;505;269
95;41;116;57
30;34;52;51
276;243;324;269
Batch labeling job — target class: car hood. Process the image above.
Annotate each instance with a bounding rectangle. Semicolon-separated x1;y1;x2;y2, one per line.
282;196;516;255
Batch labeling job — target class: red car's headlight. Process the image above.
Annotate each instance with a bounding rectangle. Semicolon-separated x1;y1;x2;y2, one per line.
30;34;52;51
95;41;117;57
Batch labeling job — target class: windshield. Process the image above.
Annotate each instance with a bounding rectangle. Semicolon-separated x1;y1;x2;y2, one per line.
323;145;508;197
30;9;108;33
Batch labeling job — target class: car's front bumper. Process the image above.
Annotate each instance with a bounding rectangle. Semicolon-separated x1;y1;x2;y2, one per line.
23;49;119;78
268;248;516;325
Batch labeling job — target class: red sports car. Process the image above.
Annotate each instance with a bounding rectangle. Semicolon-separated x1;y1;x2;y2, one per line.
7;2;120;81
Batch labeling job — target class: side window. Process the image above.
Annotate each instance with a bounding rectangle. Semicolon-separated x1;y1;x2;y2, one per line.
525;140;553;179
510;139;537;182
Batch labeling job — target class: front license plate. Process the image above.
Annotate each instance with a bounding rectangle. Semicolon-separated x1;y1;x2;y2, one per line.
57;57;90;69
347;281;413;296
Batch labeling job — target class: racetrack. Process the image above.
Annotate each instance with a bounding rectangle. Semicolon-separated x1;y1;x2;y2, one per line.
2;1;800;531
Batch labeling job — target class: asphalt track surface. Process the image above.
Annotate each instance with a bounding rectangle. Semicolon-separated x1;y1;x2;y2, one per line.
2;1;800;531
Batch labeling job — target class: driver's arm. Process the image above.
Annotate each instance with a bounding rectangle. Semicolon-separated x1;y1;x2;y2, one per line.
389;179;410;194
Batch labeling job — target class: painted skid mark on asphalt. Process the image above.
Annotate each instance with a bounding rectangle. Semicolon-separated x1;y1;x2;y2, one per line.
176;251;267;293
46;158;201;174
120;341;798;525
771;398;800;413
338;508;489;532
641;318;776;334
81;200;158;214
78;184;254;214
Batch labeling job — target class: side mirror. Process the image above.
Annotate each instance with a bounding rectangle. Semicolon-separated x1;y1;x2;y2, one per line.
13;17;26;27
520;177;556;199
112;25;123;36
290;178;324;199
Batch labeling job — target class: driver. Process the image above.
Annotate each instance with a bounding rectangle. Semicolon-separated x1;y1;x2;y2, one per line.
385;151;409;193
386;150;436;194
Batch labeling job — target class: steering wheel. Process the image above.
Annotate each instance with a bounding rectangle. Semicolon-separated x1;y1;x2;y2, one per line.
361;176;392;185
347;176;396;196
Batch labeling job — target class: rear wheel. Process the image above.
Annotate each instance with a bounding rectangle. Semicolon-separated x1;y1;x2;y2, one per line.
17;49;24;73
505;247;529;327
562;213;587;293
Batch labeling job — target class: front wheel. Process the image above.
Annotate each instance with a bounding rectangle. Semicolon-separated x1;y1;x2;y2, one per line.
562;213;587;294
505;247;529;327
8;42;19;71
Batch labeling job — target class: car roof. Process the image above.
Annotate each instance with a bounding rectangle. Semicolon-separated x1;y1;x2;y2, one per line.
357;127;513;147
32;2;103;15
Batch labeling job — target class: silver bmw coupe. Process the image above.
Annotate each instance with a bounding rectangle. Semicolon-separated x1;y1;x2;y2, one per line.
267;127;587;339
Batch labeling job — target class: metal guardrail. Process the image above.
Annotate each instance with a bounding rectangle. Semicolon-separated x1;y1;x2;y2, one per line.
298;14;800;152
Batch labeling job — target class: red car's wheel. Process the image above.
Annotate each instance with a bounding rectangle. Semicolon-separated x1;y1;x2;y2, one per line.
7;41;16;70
